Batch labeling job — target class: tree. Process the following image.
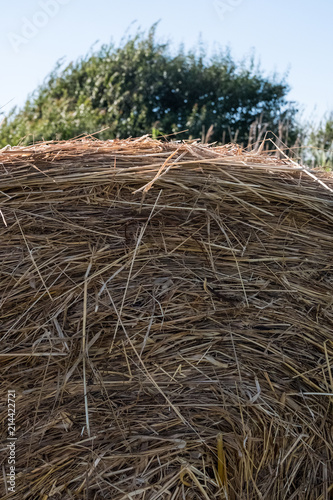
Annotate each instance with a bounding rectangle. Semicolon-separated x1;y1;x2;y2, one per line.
0;25;300;147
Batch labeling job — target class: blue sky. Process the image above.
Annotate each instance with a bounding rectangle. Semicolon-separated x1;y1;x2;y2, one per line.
1;0;332;124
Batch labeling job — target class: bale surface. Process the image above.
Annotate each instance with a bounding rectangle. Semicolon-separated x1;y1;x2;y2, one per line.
0;138;333;499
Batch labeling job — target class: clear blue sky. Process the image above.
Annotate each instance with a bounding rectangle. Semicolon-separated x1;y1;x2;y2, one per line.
1;0;332;124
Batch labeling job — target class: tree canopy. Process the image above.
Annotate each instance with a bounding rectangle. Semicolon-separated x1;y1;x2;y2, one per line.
0;26;300;147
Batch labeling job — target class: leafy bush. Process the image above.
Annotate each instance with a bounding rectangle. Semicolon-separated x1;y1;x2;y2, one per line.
0;25;300;147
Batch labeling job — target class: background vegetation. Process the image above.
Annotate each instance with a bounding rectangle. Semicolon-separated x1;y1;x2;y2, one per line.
306;113;333;169
0;26;332;168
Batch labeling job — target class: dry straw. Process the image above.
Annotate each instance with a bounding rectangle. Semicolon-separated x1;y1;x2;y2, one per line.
0;136;332;499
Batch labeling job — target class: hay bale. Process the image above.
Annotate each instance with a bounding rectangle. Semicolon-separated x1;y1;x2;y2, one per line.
0;137;332;499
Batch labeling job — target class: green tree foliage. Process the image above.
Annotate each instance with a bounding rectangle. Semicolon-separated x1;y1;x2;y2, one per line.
306;113;333;169
0;26;300;147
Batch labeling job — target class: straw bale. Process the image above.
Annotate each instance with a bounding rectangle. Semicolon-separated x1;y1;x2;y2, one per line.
0;137;332;499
